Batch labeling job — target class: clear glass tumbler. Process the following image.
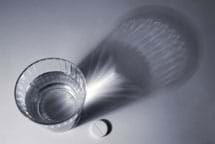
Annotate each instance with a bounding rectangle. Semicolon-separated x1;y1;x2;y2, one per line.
14;58;86;132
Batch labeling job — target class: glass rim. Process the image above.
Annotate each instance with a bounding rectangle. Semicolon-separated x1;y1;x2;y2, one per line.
14;57;86;125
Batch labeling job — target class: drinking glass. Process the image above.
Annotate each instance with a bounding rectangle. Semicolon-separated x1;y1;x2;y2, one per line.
14;58;86;132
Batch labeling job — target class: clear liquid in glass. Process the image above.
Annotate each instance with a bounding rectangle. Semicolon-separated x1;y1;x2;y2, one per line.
25;71;80;124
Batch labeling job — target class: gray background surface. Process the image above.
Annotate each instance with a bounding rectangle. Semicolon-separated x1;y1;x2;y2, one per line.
0;0;215;144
